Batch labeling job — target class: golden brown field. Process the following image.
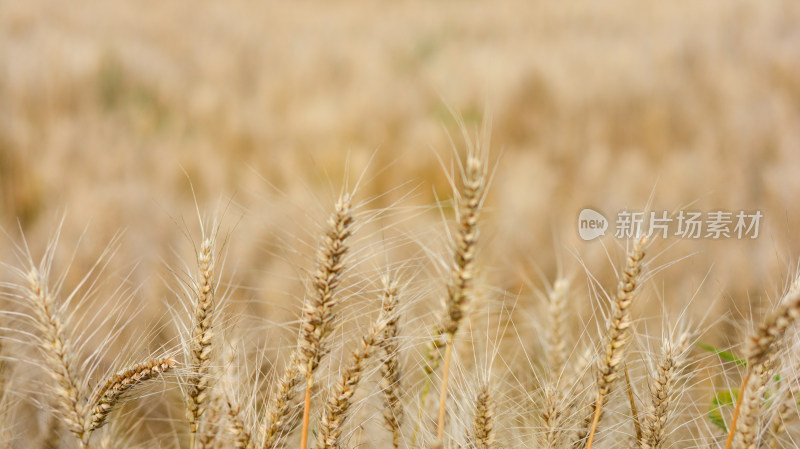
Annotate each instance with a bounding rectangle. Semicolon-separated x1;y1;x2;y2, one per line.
2;1;800;448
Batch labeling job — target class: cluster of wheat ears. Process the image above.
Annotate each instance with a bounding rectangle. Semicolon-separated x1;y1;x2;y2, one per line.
1;140;799;449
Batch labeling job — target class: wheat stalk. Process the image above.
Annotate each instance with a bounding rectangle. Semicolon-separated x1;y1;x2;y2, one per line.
582;236;647;449
261;354;302;449
227;400;255;449
725;284;800;449
378;276;404;449
732;362;770;449
296;194;355;449
432;150;487;442
467;384;496;449
24;268;88;445
89;358;176;432
540;387;567;449
639;332;691;449
547;278;570;376
187;235;218;445
315;315;388;449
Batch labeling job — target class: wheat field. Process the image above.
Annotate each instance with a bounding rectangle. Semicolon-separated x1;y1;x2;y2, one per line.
2;0;800;448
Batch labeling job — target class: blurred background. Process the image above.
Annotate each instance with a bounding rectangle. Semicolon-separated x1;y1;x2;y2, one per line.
2;0;800;443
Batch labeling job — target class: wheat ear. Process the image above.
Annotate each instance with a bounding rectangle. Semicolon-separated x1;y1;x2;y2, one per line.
732;362;770;449
227;400;255;449
467;384;496;449
582;236;647;449
547;278;570;376
261;354;302;449
765;380;797;449
25;268;88;444
315;315;388;449
541;387;567;449
187;236;217;445
89;358;176;432
639;332;691;449
433;151;486;441
298;194;355;449
724;285;800;449
378;277;404;449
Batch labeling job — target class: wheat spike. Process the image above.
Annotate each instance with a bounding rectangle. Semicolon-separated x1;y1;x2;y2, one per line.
315;316;387;449
581;236;647;449
467;384;496;449
227;400;255;449
732;362;770;449
295;193;355;449
378;277;404;449
261;355;302;449
547;278;570;376
639;332;691;449
25;268;88;444
187;236;217;438
89;358;176;432
541;387;567;448
725;283;800;449
433;150;487;441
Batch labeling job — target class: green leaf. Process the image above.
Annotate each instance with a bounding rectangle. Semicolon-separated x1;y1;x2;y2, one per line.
696;342;747;366
709;389;739;432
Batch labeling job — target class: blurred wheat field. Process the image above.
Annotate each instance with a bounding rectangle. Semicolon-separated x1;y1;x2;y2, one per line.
2;0;800;448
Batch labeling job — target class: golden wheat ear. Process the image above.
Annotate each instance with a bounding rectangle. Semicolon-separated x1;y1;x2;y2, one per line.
468;384;496;449
725;283;800;449
261;193;355;449
378;276;404;449
187;234;218;440
226;399;255;449
315;314;388;449
639;332;691;449
579;236;648;449
88;358;177;432
24;268;88;444
433;148;488;442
